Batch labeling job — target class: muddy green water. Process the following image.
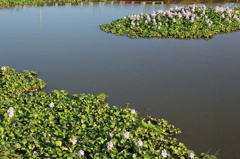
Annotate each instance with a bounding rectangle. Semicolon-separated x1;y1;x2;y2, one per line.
0;2;240;158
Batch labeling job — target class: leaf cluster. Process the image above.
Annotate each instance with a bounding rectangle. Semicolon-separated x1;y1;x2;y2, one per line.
0;66;217;158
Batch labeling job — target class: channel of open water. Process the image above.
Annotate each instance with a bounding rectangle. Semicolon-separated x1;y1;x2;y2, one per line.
0;2;240;158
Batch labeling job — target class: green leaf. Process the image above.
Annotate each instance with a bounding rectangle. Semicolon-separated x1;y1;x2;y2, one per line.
14;143;21;149
55;141;62;147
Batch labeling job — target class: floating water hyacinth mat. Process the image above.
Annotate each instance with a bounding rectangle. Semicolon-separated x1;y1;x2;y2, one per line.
100;5;240;39
0;66;217;158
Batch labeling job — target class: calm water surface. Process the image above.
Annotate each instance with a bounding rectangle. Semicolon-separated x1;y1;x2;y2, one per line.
0;2;240;158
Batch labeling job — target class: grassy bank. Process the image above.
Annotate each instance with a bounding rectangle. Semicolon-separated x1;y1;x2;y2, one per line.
0;66;217;158
0;0;106;7
100;5;240;39
0;0;117;7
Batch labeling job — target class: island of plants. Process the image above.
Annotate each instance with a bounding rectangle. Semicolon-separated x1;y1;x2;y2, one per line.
0;66;217;158
100;5;240;39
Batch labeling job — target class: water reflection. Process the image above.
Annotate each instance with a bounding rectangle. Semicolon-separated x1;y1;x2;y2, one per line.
38;8;42;27
2;0;239;10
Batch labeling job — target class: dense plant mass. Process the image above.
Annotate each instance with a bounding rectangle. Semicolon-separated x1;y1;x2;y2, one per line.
0;0;82;6
0;66;217;158
0;0;113;6
100;5;240;39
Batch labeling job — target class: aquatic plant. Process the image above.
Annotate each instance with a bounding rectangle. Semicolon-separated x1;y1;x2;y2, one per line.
0;0;114;6
100;5;240;39
0;66;217;158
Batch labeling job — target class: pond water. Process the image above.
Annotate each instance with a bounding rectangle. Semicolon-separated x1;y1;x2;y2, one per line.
0;2;240;158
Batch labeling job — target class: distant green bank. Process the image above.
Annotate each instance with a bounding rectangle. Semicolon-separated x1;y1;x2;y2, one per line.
0;0;112;7
1;0;240;7
100;5;240;39
0;66;217;158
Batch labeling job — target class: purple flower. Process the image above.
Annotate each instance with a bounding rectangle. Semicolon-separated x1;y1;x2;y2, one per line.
131;109;136;114
178;13;182;18
132;153;137;158
33;151;37;155
151;12;157;17
110;132;115;137
161;149;167;158
70;138;77;145
147;120;151;124
1;66;6;71
107;141;114;150
78;150;84;156
49;102;54;108
124;132;130;139
190;17;194;23
136;140;143;147
189;152;195;159
7;107;14;118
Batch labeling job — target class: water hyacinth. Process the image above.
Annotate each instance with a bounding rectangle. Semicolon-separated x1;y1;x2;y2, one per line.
136;140;143;147
107;141;114;150
33;151;37;155
49;102;54;108
78;150;84;156
161;149;167;158
110;132;115;137
70;138;77;145
123;131;130;139
131;109;136;114
190;152;195;159
1;66;6;71
100;5;240;39
0;67;219;158
7;107;14;118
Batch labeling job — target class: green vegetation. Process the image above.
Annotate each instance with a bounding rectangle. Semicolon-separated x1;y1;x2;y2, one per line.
0;0;115;7
100;5;240;39
0;66;217;158
0;0;79;6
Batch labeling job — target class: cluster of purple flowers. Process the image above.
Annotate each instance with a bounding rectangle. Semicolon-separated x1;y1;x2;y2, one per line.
123;5;240;30
107;141;114;150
